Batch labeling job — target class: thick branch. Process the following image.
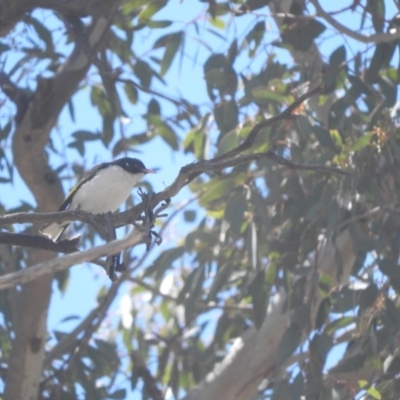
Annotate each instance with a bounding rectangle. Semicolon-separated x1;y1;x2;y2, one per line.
182;230;356;400
0;149;349;232
0;232;79;253
0;84;349;256
0;229;146;291
212;83;327;163
0;0;119;36
4;10;118;400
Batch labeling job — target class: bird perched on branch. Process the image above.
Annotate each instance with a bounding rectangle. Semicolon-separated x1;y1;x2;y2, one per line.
40;157;155;242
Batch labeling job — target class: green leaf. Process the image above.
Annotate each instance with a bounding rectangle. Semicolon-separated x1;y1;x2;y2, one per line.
55;269;69;294
147;20;172;28
179;265;205;323
138;0;168;24
148;98;161;115
329;45;346;67
27;17;53;51
214;99;238;135
367;0;385;33
329;352;366;373
158;121;179;150
367;387;382;400
365;43;396;83
277;323;302;366
312;125;337;151
160;32;183;76
134;60;153;87
207;263;233;301
325;316;355;335
145;247;184;280
204;53;237;100
124;83;138;104
0;43;10;54
185;230;216;252
102;113;115;146
224;191;247;238
358;284;379;309
280;19;326;51
122;0;149;14
209;17;226;29
0;121;12;141
379;258;400;279
378;76;397;107
67;140;85;156
309;332;333;366
324;45;347;89
251;86;287;103
348;133;372;152
200;179;236;204
248;271;267;329
331;286;361;313
184;210;196;222
315;297;331;330
245;21;265;57
72;130;101;141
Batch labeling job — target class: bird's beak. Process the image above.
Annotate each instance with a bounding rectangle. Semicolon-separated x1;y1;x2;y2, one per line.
142;168;156;174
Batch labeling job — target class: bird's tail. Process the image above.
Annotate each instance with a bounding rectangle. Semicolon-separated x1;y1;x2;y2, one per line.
39;222;71;242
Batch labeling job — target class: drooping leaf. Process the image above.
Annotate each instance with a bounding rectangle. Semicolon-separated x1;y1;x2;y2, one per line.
277;323;302;366
160;32;183;76
224;190;247;238
279;19;326;51
312;125;338;152
27;17;53;51
248;271;268;329
124;82;138;104
358;284;379;309
315;297;331;330
367;0;385;33
138;0;168;24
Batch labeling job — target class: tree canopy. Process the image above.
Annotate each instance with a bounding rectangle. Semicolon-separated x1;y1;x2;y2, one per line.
1;1;400;399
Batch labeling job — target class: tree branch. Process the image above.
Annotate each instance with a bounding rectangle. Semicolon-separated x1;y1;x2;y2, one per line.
182;230;356;400
310;0;400;44
0;83;349;250
0;148;349;234
0;0;120;37
0;228;146;291
0;232;80;253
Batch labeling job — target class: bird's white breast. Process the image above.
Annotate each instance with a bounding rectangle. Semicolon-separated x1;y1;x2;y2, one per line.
70;166;144;214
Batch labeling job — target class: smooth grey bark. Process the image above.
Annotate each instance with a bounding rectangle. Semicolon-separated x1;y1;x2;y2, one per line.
182;231;355;400
4;6;118;399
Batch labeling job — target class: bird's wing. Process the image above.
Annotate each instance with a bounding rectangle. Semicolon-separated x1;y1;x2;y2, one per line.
58;162;110;211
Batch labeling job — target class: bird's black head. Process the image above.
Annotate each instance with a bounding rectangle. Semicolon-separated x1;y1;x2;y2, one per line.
112;157;154;175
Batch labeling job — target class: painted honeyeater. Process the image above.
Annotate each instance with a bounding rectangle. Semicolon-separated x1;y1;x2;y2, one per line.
40;157;155;242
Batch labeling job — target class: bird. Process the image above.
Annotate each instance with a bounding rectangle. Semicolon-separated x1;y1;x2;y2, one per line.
40;157;155;242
